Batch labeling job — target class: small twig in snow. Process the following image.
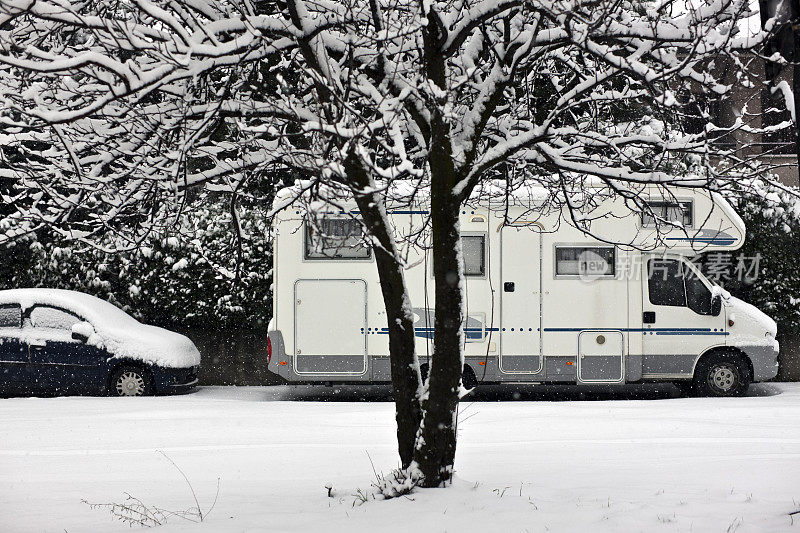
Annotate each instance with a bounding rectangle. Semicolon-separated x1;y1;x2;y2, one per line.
365;450;380;482
157;450;203;521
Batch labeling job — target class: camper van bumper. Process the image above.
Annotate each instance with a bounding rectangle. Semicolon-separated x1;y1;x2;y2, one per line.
268;330;291;379
742;343;780;382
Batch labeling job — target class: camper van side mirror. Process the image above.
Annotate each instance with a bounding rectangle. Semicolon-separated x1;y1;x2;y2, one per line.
711;294;722;317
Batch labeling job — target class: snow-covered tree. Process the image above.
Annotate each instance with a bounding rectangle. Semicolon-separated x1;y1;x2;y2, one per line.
0;0;795;488
724;184;800;364
0;194;273;330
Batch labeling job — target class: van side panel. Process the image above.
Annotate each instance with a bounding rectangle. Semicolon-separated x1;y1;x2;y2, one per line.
269;187;760;385
540;230;629;366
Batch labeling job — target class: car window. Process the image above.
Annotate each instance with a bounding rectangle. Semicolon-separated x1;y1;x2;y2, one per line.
648;259;715;315
641;201;693;227
29;306;82;331
0;305;22;328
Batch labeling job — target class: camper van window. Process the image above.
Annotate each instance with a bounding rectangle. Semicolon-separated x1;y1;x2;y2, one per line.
462;235;486;276
648;259;686;307
555;247;615;277
305;217;371;259
648;259;715;314
641;201;693;227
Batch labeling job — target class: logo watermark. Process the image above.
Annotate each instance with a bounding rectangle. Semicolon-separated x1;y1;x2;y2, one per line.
577;249;614;281
593;252;762;284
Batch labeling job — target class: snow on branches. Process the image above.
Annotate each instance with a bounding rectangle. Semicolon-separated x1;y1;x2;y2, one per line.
1;0;797;489
0;0;787;248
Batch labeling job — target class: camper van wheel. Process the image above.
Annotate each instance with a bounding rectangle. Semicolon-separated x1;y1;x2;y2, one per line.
693;352;750;397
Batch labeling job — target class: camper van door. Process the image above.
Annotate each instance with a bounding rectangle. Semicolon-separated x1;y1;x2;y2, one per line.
641;256;726;377
499;224;543;374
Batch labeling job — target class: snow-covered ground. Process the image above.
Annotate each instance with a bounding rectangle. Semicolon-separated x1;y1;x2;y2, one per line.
2;383;799;532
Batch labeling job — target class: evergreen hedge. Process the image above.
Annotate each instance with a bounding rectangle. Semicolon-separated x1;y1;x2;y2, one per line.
0;197;272;331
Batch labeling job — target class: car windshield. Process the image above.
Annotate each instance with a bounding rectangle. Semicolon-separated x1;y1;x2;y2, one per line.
75;297;141;328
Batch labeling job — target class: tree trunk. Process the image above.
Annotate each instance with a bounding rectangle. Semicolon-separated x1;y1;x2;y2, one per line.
412;73;465;484
414;195;464;487
344;151;422;468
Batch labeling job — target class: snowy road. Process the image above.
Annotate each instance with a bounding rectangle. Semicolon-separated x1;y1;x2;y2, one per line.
2;383;799;532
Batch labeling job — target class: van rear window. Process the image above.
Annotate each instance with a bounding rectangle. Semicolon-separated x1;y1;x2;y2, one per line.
305;217;371;259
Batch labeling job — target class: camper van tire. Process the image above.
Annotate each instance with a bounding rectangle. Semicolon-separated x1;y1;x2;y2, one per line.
692;351;750;397
419;363;478;391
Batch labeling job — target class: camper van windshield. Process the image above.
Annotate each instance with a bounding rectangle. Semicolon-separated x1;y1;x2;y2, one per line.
305;217;371;259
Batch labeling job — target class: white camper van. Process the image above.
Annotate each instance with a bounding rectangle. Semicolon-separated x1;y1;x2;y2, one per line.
267;187;779;396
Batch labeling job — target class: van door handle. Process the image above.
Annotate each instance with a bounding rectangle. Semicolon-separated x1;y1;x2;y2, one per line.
643;311;656;324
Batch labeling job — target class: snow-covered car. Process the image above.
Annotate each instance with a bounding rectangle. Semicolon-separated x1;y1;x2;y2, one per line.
0;288;200;396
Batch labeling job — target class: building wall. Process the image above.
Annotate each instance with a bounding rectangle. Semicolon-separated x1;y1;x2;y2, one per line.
761;155;800;187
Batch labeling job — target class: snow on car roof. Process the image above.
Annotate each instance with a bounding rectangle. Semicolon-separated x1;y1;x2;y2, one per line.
0;288;137;326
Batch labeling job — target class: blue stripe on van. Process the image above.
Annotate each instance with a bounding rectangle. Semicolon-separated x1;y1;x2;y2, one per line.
365;326;726;338
545;327;712;332
650;329;728;335
368;327;499;340
544;327;728;335
665;237;737;245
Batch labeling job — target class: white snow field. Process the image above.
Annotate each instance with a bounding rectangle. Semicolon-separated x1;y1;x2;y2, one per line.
2;383;800;533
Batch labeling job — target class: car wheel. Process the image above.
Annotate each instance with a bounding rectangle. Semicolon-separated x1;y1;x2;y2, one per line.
693;352;749;397
110;366;152;397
